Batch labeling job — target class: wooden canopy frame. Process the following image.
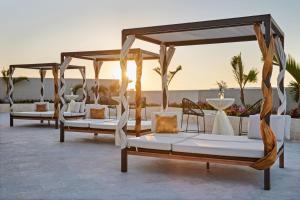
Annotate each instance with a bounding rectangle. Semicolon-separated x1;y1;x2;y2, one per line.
9;63;86;129
59;49;159;142
119;14;286;190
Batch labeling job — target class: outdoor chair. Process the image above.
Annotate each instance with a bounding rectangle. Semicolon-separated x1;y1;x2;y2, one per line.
181;98;205;133
129;97;147;120
238;99;262;135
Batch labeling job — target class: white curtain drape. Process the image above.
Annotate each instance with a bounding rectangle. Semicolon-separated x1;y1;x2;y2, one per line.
39;69;47;102
9;67;15;112
274;37;287;115
115;35;135;148
93;60;103;104
159;45;175;111
79;68;87;104
59;57;72;122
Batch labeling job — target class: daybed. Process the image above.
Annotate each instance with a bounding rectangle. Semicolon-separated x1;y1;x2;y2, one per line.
61;104;152;142
116;14;289;190
8;63;87;128
59;49;159;142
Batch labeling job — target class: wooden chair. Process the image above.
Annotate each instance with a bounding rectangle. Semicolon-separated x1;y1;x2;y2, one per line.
181;98;205;133
238;99;262;135
129;97;147;120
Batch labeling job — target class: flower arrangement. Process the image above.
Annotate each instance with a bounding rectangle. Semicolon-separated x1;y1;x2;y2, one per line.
216;80;227;99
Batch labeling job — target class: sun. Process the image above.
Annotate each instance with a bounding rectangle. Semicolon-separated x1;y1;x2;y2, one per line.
112;61;136;90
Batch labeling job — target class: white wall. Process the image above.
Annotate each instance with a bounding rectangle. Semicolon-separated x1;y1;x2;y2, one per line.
0;77;297;111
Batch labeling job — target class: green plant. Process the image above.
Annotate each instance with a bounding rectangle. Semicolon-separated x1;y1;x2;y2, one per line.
231;53;259;107
153;65;182;86
1;68;29;100
285;56;300;109
72;84;83;95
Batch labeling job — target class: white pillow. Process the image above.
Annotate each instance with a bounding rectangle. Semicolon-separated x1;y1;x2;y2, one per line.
248;114;286;141
34;102;49;111
151;111;182;132
68;101;81;113
85;104;108;119
79;102;85;113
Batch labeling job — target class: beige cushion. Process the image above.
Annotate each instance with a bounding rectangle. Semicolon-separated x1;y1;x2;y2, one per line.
151;112;181;132
34;102;49;111
248;114;286;141
85;104;108;119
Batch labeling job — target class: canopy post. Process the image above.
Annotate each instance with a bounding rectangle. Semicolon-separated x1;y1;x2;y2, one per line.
250;23;277;176
59;56;72;142
116;35;135;148
9;66;15;127
39;69;47;102
159;45;176;111
134;50;143;136
93;60;103;104
52;66;59;128
79;68;87;104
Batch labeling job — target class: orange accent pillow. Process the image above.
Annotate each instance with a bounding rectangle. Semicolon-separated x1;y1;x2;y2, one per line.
155;115;178;133
90;108;105;119
36;104;47;112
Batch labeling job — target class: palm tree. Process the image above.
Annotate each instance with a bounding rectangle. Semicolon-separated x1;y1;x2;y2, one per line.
285;56;300;109
231;53;259;107
153;65;182;86
1;68;29;101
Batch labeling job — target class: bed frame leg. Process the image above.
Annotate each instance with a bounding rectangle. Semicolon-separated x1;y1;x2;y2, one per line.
60;123;64;142
121;148;128;172
264;168;270;190
10;115;13;127
55;119;59;129
279;148;284;168
94;133;98;136
206;162;210;170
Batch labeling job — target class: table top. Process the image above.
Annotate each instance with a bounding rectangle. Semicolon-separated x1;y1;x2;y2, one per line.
65;95;79;101
206;98;235;110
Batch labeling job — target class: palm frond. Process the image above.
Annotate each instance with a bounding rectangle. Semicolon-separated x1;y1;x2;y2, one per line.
168;65;182;85
243;68;258;87
289;81;300;102
286;55;300;83
152;67;161;76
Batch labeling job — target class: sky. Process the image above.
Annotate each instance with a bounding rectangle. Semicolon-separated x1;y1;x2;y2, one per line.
0;0;300;91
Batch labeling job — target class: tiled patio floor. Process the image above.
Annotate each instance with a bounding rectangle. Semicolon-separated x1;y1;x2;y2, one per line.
0;113;299;200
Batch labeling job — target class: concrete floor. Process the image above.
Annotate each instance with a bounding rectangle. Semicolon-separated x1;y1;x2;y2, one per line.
0;113;299;200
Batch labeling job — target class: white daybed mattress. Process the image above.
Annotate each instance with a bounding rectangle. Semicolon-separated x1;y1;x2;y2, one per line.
12;111;85;118
127;133;284;158
64;119;151;131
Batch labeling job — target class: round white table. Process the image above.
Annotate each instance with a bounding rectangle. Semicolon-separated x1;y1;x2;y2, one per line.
65;95;79;103
206;98;235;135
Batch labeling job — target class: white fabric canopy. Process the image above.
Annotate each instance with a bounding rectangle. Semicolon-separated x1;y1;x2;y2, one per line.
59;57;72;122
116;35;135;148
274;37;287;115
